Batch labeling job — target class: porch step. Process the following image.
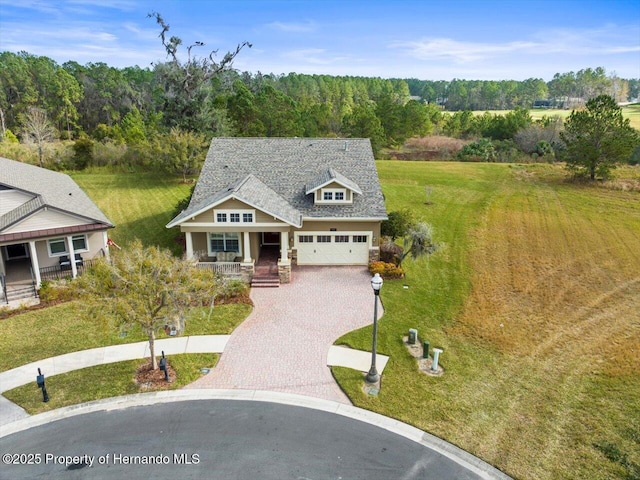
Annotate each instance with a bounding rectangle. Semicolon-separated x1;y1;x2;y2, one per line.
251;276;280;288
4;285;38;302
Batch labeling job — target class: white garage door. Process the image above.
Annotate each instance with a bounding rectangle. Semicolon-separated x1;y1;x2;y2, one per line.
296;233;370;265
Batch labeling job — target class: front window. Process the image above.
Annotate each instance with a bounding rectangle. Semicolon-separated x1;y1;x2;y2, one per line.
48;235;89;257
318;188;348;203
209;233;240;254
230;213;240;223
215;209;255;223
216;213;227;223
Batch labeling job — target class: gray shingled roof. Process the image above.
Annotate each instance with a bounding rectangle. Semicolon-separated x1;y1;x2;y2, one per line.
0;157;113;232
168;138;387;226
169;174;302;227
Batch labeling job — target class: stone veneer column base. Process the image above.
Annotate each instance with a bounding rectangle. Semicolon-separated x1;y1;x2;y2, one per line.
278;260;291;284
240;262;255;283
369;247;380;263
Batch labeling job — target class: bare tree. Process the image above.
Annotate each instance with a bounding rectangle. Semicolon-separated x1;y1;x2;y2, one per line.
148;12;251;102
21;107;56;167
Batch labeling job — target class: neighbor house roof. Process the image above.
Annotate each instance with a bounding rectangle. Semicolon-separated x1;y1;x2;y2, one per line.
0;157;114;237
168;138;387;227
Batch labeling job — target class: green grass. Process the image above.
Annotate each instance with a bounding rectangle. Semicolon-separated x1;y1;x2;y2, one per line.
334;161;640;480
4;353;218;415
71;172;192;253
0;302;251;372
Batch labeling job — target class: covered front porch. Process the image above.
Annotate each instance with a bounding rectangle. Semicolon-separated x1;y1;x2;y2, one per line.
187;230;292;284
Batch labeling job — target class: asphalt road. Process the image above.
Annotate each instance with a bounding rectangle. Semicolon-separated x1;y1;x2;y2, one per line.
0;399;485;479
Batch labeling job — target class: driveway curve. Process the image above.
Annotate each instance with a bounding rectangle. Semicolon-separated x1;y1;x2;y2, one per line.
187;266;382;403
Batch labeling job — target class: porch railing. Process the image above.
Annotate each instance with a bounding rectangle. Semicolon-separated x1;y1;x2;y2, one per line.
196;262;242;277
39;258;100;282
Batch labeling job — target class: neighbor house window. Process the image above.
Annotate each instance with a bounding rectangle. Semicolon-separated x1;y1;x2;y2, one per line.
209;233;240;255
48;235;89;257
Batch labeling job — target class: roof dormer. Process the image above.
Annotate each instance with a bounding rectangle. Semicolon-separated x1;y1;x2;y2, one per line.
305;168;362;205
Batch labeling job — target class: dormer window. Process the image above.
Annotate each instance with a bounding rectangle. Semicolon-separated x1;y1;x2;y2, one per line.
318;188;348;204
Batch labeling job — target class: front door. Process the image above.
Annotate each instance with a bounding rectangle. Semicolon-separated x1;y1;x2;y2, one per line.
262;232;280;245
3;243;29;260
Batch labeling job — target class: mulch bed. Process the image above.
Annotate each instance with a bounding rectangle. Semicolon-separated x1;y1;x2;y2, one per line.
135;361;176;390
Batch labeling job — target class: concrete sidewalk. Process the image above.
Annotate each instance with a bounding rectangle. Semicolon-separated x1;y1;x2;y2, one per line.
0;335;231;394
0;336;387;427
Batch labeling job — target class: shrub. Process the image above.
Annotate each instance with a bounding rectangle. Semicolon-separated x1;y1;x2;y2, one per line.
368;261;405;279
456;138;496;162
38;280;76;304
380;240;404;265
217;278;250;304
72;137;94;170
381;209;415;241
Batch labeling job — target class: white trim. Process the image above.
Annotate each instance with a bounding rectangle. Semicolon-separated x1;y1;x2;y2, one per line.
168;194;302;228
207;232;242;258
214;209;256;225
305;178;362;195
47;234;89;257
294;231;373;248
179;222;288;229
301;217;386;222
315;188;352;205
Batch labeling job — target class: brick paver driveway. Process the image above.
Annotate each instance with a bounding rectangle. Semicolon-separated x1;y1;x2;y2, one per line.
187;266;381;404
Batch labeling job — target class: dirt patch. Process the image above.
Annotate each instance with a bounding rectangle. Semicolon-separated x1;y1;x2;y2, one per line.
135;361;176;390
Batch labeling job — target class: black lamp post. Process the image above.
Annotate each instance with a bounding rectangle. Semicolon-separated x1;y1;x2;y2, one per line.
36;368;49;402
365;273;383;383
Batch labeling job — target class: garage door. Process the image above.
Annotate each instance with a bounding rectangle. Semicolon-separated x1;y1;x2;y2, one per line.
296;233;370;265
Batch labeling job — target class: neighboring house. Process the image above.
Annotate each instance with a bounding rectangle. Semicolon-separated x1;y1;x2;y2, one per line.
167;138;387;284
0;157;114;301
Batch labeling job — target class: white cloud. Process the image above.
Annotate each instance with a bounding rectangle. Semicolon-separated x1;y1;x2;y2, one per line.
392;38;540;63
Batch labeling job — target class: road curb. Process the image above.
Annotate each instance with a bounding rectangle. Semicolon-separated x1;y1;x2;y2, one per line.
0;389;512;480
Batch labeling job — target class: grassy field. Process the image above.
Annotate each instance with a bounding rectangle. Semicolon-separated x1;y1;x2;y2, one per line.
71;171;193;253
447;104;640;130
334;161;640;479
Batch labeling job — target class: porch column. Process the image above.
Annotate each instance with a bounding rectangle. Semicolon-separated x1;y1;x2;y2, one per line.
280;231;289;262
185;231;194;260
66;235;78;278
243;231;251;263
28;241;42;288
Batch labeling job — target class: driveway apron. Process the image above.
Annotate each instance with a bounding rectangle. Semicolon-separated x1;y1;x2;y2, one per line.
187;266;381;404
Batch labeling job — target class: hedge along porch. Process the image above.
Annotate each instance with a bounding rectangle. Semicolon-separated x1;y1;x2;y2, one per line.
167;138;388;284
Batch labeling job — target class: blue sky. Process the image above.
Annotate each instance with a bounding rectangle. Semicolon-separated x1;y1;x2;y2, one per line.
0;0;638;80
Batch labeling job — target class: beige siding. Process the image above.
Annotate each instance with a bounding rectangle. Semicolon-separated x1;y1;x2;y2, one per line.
0;190;33;216
34;231;108;268
191;198;281;224
4;209;92;234
298;221;381;246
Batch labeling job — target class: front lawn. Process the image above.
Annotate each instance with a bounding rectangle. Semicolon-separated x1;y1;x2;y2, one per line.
0;302;251;372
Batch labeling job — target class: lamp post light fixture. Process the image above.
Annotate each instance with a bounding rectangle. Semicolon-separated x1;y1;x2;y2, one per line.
365;273;383;384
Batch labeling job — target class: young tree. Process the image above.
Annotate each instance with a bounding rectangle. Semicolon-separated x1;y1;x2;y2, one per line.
77;240;218;370
561;95;639;180
397;222;438;267
21;107;56;167
154;128;208;182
